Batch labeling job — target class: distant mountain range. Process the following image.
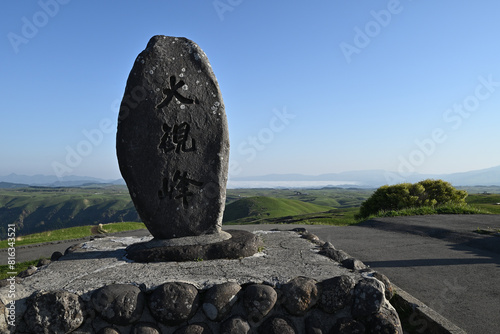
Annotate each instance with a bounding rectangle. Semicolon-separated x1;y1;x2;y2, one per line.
2;165;500;189
0;173;125;188
230;165;500;188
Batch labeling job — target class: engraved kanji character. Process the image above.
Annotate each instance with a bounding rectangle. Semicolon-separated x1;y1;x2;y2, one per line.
159;122;196;153
156;75;195;109
158;171;203;208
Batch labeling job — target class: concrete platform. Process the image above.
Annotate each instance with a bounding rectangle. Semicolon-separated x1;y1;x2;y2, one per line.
2;230;358;302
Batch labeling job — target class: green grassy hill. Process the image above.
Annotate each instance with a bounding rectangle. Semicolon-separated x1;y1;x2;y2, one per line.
0;186;139;239
466;193;500;214
0;222;146;249
223;196;333;224
3;184;497;241
225;188;373;208
0;186;374;240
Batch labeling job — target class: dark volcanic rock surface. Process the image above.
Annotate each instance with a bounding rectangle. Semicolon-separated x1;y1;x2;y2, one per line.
282;276;319;316
351;278;385;317
259;316;296;334
220;316;251;334
318;274;355;313
117;35;229;239
202;282;241;321
24;291;84;334
243;284;277;323
148;282;199;325
126;230;260;262
91;283;145;325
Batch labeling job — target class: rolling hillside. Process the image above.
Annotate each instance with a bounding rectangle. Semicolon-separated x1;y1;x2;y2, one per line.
0;187;370;239
0;186;139;239
465;193;500;214
222;196;333;224
225;188;373;208
3;184;497;240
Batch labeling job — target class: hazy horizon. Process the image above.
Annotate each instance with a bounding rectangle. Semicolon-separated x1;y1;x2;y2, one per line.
0;163;498;177
2;164;500;185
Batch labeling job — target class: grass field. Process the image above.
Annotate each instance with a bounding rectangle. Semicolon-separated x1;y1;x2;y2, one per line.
226;187;374;208
367;203;488;219
464;193;500;214
223;196;333;223
0;259;40;280
359;193;498;219
0;186;374;238
0;221;146;280
224;207;360;226
0;185;139;238
0;222;146;249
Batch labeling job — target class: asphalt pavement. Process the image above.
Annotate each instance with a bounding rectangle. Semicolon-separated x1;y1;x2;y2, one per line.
5;214;500;333
232;215;500;334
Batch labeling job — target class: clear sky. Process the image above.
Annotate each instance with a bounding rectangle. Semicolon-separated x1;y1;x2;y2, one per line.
2;0;500;181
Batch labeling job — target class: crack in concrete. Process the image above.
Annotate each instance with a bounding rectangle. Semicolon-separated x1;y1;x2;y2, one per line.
61;260;128;290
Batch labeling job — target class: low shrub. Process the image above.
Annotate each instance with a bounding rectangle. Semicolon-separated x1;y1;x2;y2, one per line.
370;203;487;219
356;180;468;219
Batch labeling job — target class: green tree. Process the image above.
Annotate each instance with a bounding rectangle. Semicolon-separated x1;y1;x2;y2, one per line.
357;179;467;219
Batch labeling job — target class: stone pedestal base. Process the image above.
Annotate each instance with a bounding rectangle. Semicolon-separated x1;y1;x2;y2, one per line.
1;229;407;334
126;230;260;262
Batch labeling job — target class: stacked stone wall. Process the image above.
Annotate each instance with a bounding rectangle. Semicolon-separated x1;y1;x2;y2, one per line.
4;272;401;334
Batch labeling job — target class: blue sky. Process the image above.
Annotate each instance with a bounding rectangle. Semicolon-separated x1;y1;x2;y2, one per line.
1;0;500;181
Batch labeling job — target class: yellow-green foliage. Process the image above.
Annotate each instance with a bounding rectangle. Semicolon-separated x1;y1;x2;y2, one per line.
0;222;146;249
0;186;139;239
466;193;500;214
223;196;332;223
357;179;467;219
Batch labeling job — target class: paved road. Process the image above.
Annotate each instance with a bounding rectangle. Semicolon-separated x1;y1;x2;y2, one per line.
6;215;500;333
234;215;500;334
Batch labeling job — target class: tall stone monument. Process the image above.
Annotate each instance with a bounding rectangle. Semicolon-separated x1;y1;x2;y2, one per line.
117;35;258;261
